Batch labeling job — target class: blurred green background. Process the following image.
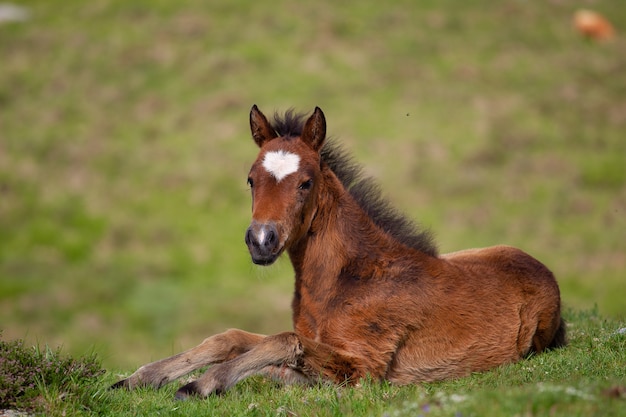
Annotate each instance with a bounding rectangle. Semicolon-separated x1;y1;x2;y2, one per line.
1;0;624;370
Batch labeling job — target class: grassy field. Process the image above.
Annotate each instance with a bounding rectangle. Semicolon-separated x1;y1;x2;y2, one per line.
1;0;625;413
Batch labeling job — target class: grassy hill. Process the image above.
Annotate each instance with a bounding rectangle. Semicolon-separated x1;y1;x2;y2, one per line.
1;0;625;378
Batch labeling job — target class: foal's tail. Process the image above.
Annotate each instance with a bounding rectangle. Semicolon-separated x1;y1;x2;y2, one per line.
548;317;567;350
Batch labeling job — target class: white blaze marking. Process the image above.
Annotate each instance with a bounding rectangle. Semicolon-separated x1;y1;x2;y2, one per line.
262;150;300;182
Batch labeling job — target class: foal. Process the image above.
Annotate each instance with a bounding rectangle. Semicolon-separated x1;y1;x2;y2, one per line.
113;105;565;398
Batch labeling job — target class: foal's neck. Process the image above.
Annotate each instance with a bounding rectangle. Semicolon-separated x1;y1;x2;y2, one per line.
288;169;398;280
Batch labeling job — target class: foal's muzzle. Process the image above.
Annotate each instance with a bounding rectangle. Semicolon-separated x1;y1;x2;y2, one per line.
245;221;281;265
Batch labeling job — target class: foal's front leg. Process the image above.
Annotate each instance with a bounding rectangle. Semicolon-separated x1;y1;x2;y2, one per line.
175;331;367;399
111;329;265;389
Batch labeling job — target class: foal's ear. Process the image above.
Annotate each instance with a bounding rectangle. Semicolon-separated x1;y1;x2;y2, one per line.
250;105;277;147
302;107;326;152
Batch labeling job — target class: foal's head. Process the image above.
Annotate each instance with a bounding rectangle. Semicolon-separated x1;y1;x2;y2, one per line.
245;105;327;265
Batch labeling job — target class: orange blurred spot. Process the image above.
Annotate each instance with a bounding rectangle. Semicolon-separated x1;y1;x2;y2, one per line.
574;9;615;41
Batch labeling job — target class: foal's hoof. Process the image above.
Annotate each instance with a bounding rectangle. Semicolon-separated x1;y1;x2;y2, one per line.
175;381;200;400
110;379;130;390
175;381;223;400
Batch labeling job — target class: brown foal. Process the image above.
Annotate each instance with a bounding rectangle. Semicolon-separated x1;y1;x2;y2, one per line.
112;105;565;399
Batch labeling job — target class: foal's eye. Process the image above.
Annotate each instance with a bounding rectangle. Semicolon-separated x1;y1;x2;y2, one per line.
298;179;313;190
247;177;254;188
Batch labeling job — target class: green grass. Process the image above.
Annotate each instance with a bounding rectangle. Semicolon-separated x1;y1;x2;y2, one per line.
2;309;624;416
1;0;625;413
0;331;104;413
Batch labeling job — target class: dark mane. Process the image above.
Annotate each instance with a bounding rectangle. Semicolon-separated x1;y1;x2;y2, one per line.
320;142;438;257
271;111;438;257
272;109;306;138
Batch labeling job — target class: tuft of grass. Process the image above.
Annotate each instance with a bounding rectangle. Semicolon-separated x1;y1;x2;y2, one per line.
0;332;106;414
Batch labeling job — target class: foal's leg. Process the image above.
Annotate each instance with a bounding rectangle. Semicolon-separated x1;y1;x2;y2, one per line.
112;329;265;389
175;331;368;398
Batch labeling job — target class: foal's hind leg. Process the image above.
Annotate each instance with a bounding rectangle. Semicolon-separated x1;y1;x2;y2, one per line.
112;329;265;389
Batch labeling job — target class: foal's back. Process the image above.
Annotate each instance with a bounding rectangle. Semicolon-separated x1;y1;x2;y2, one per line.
386;245;563;384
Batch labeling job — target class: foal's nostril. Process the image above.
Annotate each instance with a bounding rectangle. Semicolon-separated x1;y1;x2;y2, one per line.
266;230;276;246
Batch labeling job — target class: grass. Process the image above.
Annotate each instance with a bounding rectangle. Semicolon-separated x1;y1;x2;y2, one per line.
1;309;624;416
0;332;103;413
0;0;625;413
